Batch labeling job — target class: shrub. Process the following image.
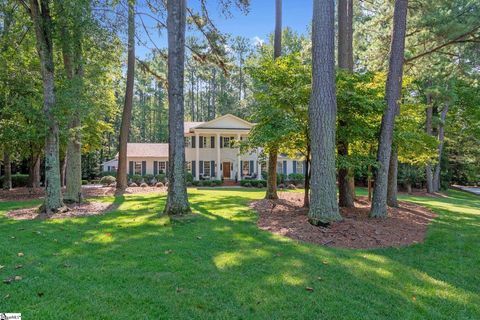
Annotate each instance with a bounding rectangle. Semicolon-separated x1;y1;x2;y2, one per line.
185;172;193;183
100;171;117;177
0;174;29;188
288;173;304;185
129;182;138;187
155;182;164;188
100;175;116;186
211;180;222;186
155;174;167;183
109;183;116;187
192;180;200;186
140;182;148;188
278;183;285;189
143;174;155;184
244;182;252;188
277;173;286;185
82;180;88;185
202;180;212;187
296;183;304;188
129;174;143;184
91;179;100;185
186;181;192;187
287;184;297;190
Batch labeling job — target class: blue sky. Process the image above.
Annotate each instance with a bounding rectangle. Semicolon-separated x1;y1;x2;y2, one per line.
136;0;312;58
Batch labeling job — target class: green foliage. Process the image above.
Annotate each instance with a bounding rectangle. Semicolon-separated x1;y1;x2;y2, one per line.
155;174;167;183
100;175;116;186
100;171;117;177
240;180;266;188
129;175;143;184
398;164;425;188
0;174;29;188
287;173;304;185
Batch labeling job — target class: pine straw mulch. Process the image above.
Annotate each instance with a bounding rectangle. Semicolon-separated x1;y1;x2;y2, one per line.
0;186;167;202
250;192;438;249
6;201;120;220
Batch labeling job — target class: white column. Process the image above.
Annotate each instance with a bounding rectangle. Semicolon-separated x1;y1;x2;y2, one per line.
216;133;221;180
237;133;241;181
257;148;262;180
195;133;200;180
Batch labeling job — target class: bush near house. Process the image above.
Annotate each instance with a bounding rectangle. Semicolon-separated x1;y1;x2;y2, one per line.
0;174;29;188
129;174;143;184
192;180;223;187
240;180;267;188
100;171;117;177
155;174;167;184
287;173;304;185
100;175;116;186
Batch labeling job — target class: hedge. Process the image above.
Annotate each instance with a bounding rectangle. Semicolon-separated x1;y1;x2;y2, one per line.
0;174;29;188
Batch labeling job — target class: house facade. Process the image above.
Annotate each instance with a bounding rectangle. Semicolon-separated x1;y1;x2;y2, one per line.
102;114;304;181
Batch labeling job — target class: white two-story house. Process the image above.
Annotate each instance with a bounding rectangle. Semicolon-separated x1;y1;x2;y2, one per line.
102;114;305;182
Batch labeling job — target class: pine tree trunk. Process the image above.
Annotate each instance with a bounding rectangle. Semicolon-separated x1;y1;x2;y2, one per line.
433;102;448;192
387;146;399;207
30;0;65;215
266;147;279;200
337;0;355;208
308;0;341;226
425;92;434;193
164;0;191;215
116;0;135;192
3;151;12;190
370;0;408;218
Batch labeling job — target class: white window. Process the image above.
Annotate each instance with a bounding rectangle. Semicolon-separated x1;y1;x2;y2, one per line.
261;162;267;173
222;137;230;148
203;161;211;177
296;161;304;174
134;162;142;175
159;161;166;173
184;137;192;148
242;161;250;176
202;136;212;148
185;161;192;173
277;161;283;174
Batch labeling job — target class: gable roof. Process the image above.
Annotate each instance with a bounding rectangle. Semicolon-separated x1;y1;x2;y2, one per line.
184;121;204;134
127;143;169;158
191;114;253;131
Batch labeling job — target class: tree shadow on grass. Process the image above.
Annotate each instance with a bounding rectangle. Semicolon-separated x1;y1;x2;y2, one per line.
0;189;479;319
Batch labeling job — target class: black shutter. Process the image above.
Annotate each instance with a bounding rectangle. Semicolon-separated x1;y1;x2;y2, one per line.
220;136;223;148
166;161;169;174
211;136;215;148
142;161;147;176
192;136;196;148
192;160;196;178
129;161;134;175
283;160;287;175
199;161;203;174
153;161;158;175
293;161;297;174
211;160;215;177
240;160;243;177
199;136;203;148
250;160;254;175
303;160;307;174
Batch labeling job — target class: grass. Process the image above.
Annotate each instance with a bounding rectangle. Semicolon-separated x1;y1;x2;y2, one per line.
0;188;479;319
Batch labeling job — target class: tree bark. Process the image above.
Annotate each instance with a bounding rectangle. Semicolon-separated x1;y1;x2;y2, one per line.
337;0;355;208
29;0;65;214
387;146;399;207
370;0;408;218
303;145;310;208
28;152;41;188
60;7;84;203
164;0;191;215
308;0;341;226
3;152;12;190
265;0;282;200
265;146;279;200
425;91;434;193
116;0;135;192
433;102;448;192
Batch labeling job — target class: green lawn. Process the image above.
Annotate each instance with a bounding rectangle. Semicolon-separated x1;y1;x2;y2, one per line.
0;188;479;319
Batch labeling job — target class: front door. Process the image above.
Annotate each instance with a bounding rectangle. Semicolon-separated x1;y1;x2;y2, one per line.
223;162;231;179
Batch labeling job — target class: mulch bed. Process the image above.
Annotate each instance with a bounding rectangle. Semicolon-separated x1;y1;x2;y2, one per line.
6;201;119;220
0;186;167;202
251;192;438;249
